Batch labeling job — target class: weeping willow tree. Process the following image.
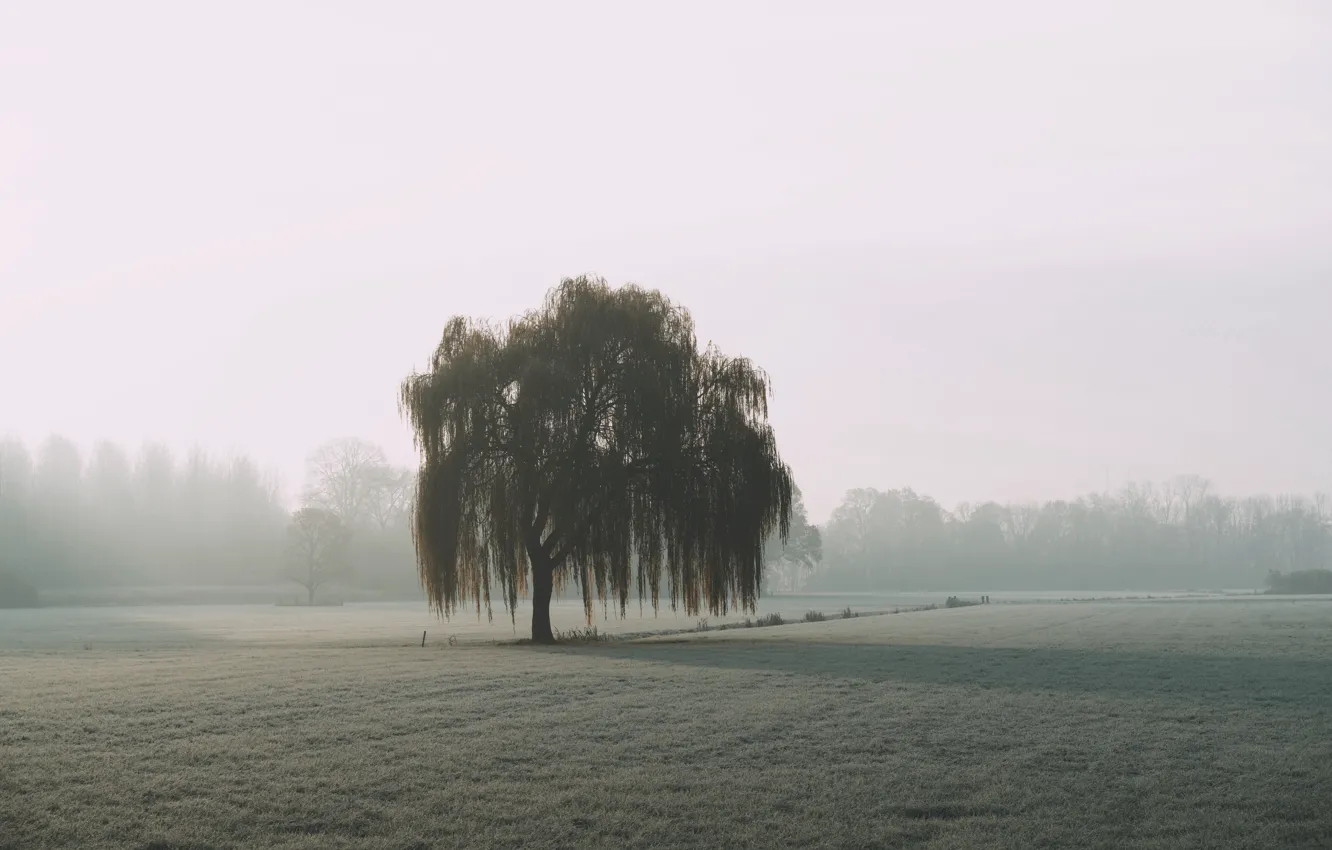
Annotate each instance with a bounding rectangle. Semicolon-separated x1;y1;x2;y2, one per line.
400;276;793;643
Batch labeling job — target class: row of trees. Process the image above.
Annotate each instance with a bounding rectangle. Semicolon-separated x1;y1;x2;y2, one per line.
807;476;1332;592
4;431;1327;602
0;436;288;590
0;435;420;602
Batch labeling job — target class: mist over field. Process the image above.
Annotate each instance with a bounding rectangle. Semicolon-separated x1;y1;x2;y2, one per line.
3;2;1331;848
2;437;1330;609
4;2;1331;516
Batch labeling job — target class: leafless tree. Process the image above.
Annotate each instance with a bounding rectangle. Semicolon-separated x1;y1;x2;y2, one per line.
1001;502;1040;546
285;507;351;604
366;467;415;532
302;438;389;527
1118;481;1158;521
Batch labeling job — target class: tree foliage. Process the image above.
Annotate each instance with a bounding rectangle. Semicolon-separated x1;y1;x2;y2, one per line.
400;277;793;641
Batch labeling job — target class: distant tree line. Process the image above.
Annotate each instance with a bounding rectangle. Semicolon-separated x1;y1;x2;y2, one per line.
0;435;288;595
4;430;1328;605
0;435;420;605
805;476;1331;592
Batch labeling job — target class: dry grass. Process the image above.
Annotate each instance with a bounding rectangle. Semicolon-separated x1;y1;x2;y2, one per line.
2;599;1330;849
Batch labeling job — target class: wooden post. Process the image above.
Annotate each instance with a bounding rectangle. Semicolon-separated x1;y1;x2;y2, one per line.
421;630;426;647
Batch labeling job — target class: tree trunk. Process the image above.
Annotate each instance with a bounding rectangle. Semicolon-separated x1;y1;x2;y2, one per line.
530;555;556;644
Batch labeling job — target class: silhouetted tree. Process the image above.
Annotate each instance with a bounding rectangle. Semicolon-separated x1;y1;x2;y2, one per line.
400;277;794;642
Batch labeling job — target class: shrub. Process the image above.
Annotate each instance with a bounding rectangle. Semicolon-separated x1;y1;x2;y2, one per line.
0;570;40;609
841;606;855;619
754;613;785;628
803;610;826;623
945;596;980;609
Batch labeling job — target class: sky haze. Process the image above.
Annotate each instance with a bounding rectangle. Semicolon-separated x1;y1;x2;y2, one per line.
3;1;1329;519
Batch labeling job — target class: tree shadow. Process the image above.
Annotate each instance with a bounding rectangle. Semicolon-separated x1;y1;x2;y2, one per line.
571;641;1331;707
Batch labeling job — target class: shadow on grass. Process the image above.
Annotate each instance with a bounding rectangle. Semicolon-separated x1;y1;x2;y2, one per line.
567;642;1331;707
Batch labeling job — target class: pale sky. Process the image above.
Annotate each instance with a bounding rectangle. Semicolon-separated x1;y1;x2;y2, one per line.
2;1;1329;520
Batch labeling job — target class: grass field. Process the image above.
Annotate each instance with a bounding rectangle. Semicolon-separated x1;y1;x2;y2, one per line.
2;598;1329;848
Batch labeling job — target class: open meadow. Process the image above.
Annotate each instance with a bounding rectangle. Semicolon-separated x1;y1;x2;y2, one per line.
2;597;1330;849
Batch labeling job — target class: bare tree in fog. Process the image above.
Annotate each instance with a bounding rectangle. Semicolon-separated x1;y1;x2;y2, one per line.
301;438;419;598
285;507;351;604
303;438;414;533
303;438;390;527
366;467;415;533
400;277;794;643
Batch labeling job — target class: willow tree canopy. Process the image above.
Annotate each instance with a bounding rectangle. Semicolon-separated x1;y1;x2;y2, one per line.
399;277;793;642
